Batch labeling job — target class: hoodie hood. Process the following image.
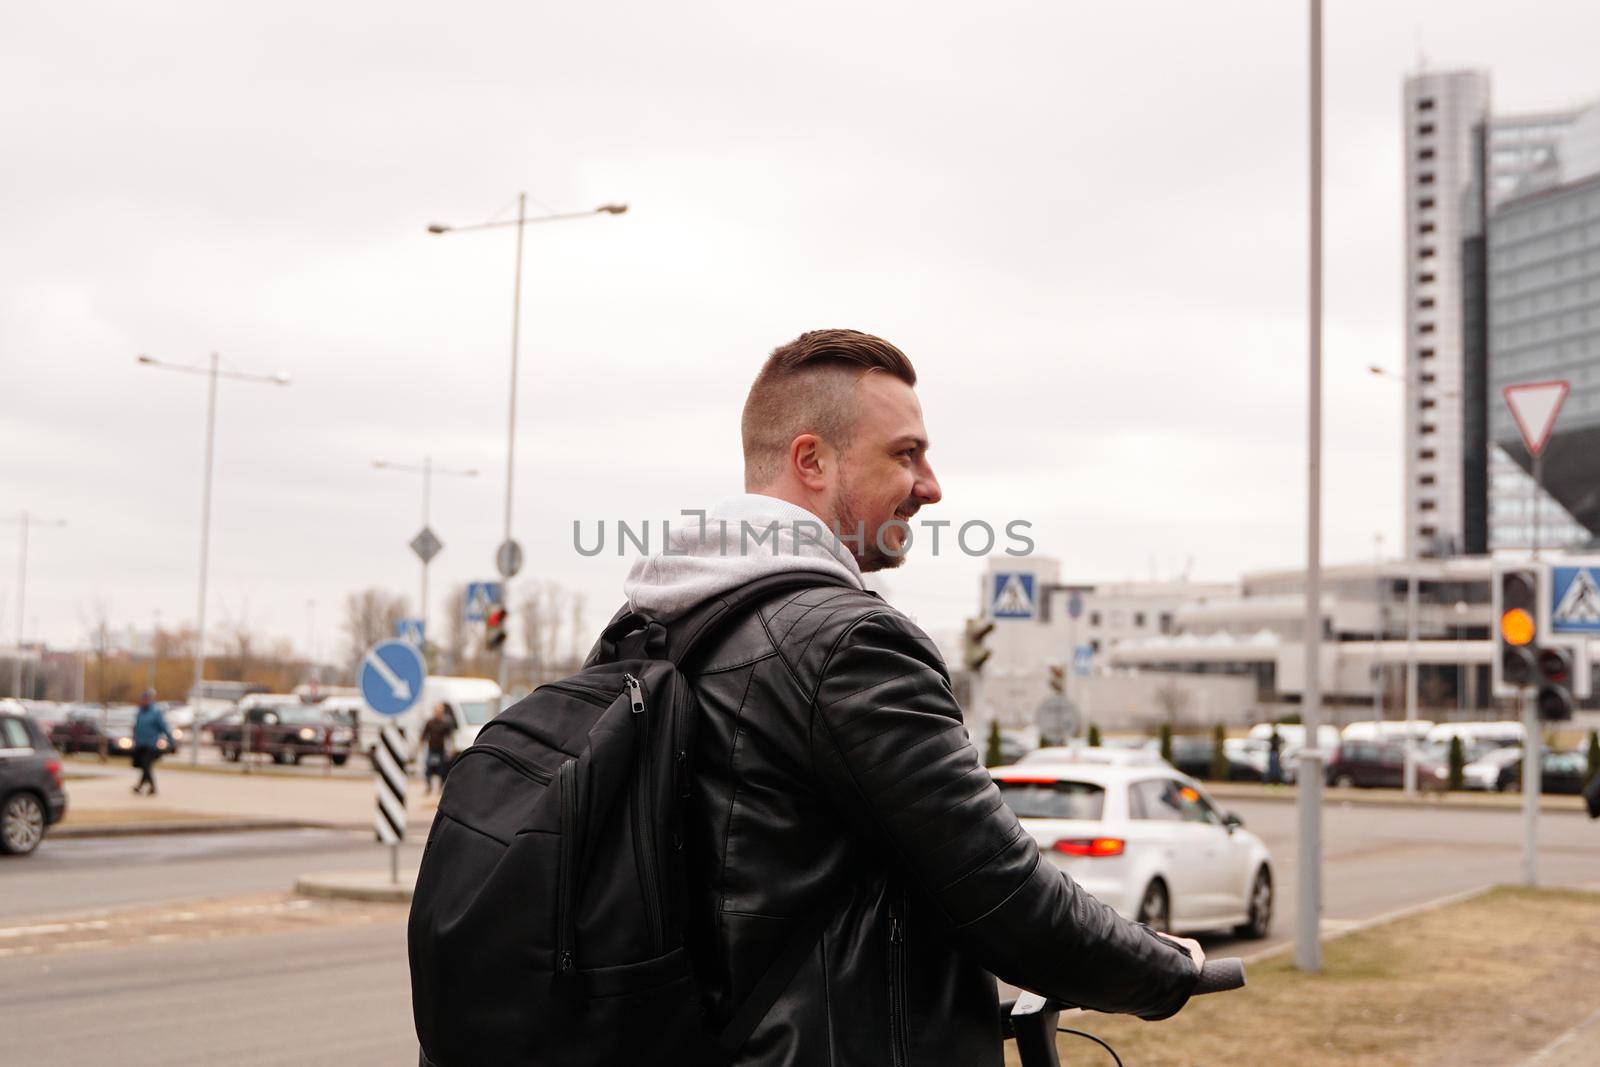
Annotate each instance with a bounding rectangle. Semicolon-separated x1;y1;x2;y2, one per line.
624;494;865;621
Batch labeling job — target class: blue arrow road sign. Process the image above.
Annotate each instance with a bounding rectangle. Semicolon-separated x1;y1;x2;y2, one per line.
360;640;426;718
395;618;425;646
465;581;502;623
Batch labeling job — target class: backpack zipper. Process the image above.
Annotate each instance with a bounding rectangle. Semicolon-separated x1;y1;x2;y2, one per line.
888;902;910;1067
625;674;665;954
455;743;553;784
555;759;580;990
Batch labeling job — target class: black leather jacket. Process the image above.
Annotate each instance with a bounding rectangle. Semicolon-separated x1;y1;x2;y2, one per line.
682;584;1198;1066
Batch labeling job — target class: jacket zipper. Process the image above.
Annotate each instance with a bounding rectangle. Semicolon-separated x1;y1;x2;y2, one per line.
455;743;553;784
625;674;666;953
556;759;580;990
888;902;909;1067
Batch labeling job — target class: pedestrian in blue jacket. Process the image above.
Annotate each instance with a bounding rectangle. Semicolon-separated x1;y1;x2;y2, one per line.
132;690;174;796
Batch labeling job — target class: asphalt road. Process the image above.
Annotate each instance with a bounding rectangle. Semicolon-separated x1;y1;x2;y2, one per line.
0;829;424;924
0;798;1595;1065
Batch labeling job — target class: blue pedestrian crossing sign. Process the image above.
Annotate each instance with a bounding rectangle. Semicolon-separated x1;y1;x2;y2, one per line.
360;640;426;718
990;573;1037;620
395;618;426;646
1551;565;1600;634
465;581;502;623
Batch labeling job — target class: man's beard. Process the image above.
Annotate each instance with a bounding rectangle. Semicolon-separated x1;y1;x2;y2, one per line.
831;480;917;573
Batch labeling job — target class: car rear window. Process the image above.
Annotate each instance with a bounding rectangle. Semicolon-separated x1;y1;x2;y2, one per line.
994;778;1105;820
1;717;33;750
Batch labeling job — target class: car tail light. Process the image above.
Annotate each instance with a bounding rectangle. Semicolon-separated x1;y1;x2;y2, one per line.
45;759;62;788
1052;837;1124;858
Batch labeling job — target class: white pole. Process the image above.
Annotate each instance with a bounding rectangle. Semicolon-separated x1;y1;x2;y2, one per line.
421;455;432;653
499;193;526;698
1296;0;1326;975
12;511;27;698
1404;560;1419;793
190;353;219;765
1521;689;1540;885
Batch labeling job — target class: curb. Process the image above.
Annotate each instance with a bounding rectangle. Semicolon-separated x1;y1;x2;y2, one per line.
295;871;417;904
1205;784;1587;817
54;818;335;839
1521;1003;1600;1066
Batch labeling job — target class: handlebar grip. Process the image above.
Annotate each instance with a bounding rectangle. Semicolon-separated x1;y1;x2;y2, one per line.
1192;958;1246;995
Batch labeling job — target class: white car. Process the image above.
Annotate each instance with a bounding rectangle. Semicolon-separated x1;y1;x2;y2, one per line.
1462;746;1523;791
990;761;1274;938
1018;745;1166;768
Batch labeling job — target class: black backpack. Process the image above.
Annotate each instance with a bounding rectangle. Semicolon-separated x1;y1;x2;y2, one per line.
409;573;850;1066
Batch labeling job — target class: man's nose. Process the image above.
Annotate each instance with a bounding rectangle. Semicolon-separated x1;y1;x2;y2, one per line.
915;463;942;506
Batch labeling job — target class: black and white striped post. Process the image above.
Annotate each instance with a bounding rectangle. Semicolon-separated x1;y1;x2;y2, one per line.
373;722;408;884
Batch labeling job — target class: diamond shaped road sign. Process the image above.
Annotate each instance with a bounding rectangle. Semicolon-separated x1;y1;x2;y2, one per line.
410;526;443;564
1503;379;1570;457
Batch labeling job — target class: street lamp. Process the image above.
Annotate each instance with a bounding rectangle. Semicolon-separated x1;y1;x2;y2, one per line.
1369;364;1462;795
426;195;628;695
2;511;67;698
372;457;479;653
137;353;291;762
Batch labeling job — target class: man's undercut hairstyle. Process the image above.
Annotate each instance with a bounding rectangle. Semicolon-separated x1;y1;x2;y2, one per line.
742;329;917;489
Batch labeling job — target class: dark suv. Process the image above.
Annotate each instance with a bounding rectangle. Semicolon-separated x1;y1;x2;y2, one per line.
1;709;68;856
1325;740;1447;791
211;703;355;766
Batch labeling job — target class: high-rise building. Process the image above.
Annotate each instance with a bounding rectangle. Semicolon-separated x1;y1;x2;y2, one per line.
1402;71;1489;558
1401;69;1588;556
1486;102;1600;548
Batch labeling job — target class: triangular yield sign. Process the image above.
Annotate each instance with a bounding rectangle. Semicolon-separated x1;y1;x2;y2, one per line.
1503;379;1570;457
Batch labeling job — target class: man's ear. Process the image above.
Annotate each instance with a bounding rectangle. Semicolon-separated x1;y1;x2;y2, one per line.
790;433;832;492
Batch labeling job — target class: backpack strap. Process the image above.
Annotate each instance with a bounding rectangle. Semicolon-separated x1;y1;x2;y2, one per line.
714;902;835;1058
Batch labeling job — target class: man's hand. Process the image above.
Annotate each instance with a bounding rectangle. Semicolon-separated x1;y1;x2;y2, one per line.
1156;931;1205;974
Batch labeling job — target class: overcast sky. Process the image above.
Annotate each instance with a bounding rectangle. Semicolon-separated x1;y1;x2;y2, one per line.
5;1;1600;660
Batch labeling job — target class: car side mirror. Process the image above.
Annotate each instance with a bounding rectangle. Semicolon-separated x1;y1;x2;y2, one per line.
1224;811;1244;832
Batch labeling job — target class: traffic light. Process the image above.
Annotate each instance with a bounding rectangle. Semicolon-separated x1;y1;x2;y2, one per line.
1048;664;1065;695
962;618;995;675
485;605;508;651
1494;567;1540;694
1536;646;1574;721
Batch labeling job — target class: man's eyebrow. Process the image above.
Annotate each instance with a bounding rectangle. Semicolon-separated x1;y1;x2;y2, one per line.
889;435;928;451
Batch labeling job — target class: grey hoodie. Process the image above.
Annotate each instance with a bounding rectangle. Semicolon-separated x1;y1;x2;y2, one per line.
623;494;865;621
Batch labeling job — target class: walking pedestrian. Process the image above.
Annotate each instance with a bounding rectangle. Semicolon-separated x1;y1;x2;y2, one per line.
131;690;174;796
1267;726;1284;785
419;703;453;794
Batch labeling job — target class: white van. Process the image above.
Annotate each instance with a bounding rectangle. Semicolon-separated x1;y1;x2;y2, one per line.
343;676;503;759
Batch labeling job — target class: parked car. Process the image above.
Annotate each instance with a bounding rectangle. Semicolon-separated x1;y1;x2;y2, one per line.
1497;750;1592;795
1165;735;1263;781
1462;746;1524;791
991;761;1274;938
1018;744;1166;768
1325;740;1448;791
48;705;110;754
211;703;354;765
0;706;68;856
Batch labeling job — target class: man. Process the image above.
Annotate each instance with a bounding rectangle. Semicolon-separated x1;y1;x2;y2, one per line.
131;690;174;796
623;330;1202;1066
418;703;453;794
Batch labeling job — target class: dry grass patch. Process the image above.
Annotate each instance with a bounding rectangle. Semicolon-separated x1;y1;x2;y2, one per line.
1005;887;1600;1067
58;807;233;827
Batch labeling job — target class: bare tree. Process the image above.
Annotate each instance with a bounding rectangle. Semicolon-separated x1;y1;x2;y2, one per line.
441;583;469;674
1153;676;1190;727
568;593;588;667
343;589;409;672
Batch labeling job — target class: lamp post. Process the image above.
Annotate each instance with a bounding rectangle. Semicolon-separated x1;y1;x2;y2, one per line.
373;457;478;654
425;197;627;696
1369;364;1462;793
137;353;290;762
3;511;67;698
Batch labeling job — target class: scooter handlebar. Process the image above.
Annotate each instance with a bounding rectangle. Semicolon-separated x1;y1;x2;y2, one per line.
1191;958;1246;996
